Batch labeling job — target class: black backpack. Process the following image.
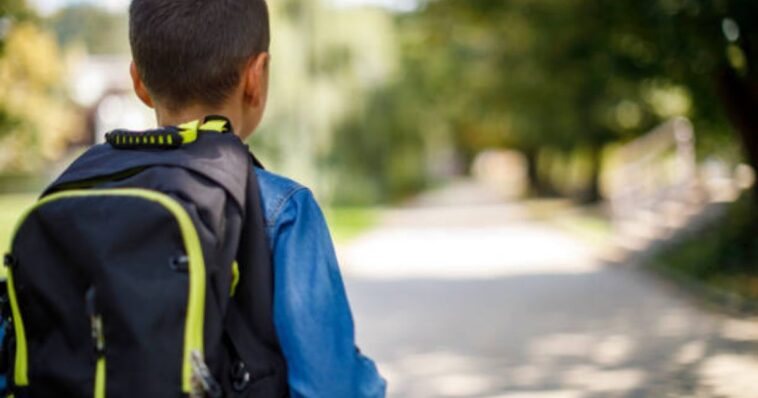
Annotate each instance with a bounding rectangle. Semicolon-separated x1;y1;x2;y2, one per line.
0;116;288;398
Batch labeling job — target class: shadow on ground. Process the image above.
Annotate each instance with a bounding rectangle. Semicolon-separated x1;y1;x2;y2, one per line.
346;263;758;398
338;182;758;398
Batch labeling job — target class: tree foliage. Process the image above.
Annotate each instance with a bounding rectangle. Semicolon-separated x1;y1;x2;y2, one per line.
0;0;77;174
48;5;129;55
331;0;758;203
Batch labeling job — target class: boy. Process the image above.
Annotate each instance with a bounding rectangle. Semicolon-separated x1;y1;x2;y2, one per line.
127;0;386;396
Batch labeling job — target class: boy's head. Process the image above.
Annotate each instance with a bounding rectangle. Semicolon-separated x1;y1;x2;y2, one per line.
129;0;271;138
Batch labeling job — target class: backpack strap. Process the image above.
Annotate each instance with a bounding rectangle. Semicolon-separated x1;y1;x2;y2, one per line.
250;153;265;169
229;164;275;341
222;163;288;395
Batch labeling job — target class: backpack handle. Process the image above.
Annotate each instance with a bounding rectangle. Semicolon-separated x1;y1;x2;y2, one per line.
105;117;230;150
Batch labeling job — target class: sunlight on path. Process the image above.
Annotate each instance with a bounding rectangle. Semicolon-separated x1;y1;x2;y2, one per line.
340;222;600;279
340;182;758;398
339;187;602;279
698;354;758;398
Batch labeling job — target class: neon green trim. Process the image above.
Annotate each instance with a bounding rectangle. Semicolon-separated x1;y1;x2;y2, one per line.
200;120;227;132
178;120;200;130
2;188;45;386
7;189;206;393
167;135;173;145
230;261;240;297
175;119;228;145
178;120;200;144
5;269;27;386
94;356;105;398
179;129;197;144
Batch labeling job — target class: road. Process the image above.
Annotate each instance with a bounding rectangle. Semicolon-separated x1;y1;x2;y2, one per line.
337;181;758;398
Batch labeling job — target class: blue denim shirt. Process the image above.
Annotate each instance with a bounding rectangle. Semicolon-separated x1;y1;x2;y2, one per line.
255;168;386;398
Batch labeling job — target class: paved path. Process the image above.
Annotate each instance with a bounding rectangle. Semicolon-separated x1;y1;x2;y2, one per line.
337;181;758;398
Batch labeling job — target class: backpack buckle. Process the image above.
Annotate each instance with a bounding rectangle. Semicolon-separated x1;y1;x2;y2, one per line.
3;254;17;270
170;255;190;272
230;360;251;392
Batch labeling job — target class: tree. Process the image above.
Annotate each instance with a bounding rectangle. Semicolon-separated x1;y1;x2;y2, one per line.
400;0;661;201
48;5;129;55
0;0;77;174
357;0;758;203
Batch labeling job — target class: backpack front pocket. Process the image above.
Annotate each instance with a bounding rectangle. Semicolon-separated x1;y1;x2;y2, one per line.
5;188;210;397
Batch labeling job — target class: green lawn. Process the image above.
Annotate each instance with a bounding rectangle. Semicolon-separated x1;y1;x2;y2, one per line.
524;199;613;247
0;194;37;277
0;194;37;249
0;193;378;261
323;207;380;244
647;194;758;306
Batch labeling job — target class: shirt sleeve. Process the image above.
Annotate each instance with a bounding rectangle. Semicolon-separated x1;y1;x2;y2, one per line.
268;188;386;398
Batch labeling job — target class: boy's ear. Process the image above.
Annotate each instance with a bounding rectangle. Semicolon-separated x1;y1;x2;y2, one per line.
243;52;270;108
130;61;154;109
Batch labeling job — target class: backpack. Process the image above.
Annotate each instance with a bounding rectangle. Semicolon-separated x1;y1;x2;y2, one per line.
0;116;288;398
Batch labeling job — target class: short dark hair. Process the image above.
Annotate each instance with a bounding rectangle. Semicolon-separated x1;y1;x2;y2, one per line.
129;0;270;110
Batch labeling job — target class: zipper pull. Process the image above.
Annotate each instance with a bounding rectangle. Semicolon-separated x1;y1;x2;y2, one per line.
190;350;222;398
86;287;105;355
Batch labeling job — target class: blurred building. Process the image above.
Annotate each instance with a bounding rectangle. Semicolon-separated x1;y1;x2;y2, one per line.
56;1;400;203
67;54;153;145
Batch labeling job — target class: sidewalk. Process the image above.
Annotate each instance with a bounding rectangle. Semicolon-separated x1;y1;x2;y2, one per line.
337;181;758;398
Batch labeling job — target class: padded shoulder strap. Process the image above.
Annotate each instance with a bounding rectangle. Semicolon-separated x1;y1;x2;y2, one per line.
222;166;289;394
229;168;278;345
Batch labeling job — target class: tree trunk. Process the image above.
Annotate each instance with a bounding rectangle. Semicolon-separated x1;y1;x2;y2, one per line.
717;67;758;202
524;149;550;197
581;145;603;204
524;148;542;197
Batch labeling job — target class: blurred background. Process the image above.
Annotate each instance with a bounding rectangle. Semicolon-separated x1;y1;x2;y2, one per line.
1;0;758;396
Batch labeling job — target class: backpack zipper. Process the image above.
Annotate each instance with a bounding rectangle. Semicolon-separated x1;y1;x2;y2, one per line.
86;287;106;398
5;188;208;394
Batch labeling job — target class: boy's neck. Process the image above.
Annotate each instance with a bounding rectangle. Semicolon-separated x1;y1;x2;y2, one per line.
156;104;244;135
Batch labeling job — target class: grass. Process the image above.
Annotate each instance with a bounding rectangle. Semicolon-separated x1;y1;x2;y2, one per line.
0;194;36;250
524;198;613;247
647;193;758;305
0;194;378;261
0;194;36;278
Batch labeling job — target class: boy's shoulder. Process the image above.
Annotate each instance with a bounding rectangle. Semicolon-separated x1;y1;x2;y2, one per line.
254;167;314;228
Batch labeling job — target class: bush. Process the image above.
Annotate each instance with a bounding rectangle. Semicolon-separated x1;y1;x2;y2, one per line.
650;193;758;300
